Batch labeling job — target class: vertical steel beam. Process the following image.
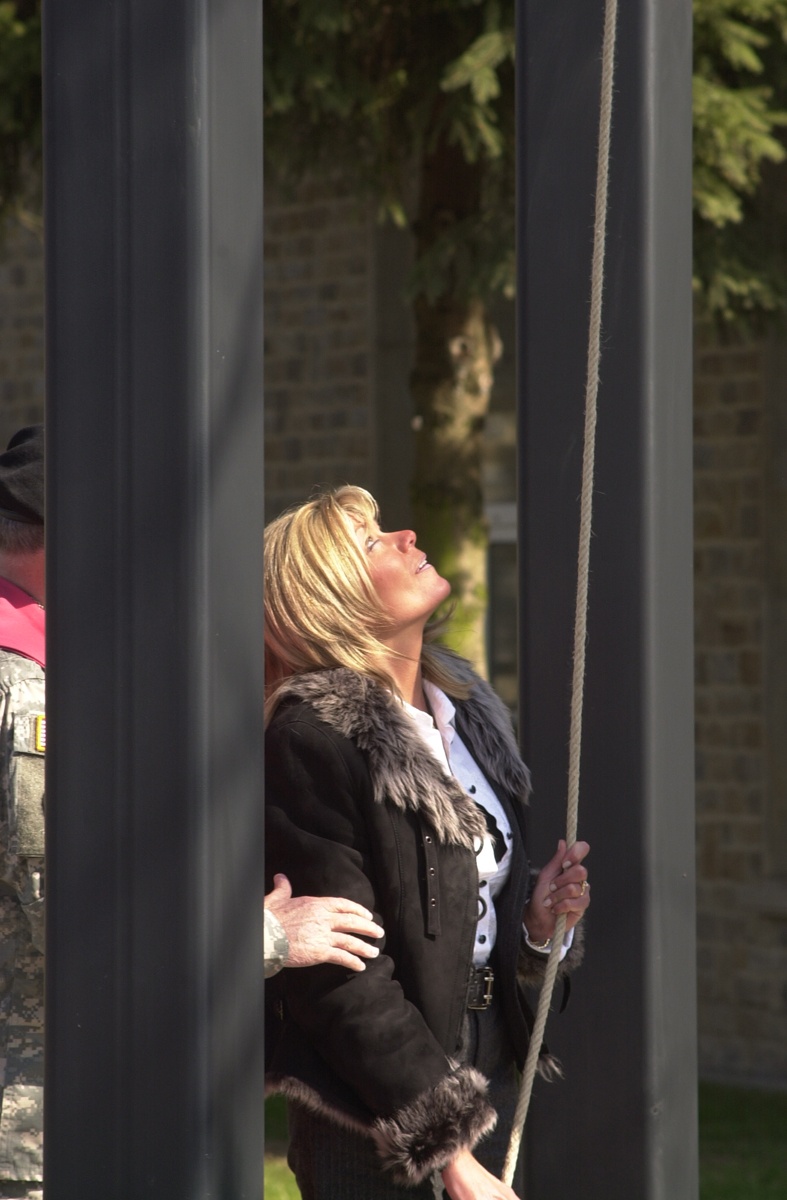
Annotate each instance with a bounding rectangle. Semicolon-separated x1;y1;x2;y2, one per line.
43;1;264;1195
517;2;696;1197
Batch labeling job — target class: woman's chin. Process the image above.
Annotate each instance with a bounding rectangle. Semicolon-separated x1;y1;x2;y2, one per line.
434;575;452;604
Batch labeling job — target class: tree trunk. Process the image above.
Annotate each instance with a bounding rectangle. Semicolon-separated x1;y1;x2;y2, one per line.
410;143;501;674
411;295;500;674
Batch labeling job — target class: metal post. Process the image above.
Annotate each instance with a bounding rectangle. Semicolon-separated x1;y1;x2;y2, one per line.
43;1;264;1195
517;2;696;1197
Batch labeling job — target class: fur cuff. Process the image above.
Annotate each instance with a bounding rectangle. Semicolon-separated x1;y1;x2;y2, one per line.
371;1065;497;1185
537;1052;564;1082
518;917;586;988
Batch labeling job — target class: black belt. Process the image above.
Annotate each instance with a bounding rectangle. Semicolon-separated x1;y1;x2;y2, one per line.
467;966;494;1010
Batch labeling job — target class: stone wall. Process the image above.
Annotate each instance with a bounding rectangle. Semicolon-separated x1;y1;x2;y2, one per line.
694;326;787;1086
0;222;45;445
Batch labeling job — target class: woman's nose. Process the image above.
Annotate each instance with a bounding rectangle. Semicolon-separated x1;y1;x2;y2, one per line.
393;529;416;550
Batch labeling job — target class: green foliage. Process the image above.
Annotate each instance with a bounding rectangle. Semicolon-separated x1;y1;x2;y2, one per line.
693;0;787;321
264;0;516;301
442;29;515;105
0;0;785;323
265;0;787;322
693;77;786;226
0;0;41;224
407;208;515;304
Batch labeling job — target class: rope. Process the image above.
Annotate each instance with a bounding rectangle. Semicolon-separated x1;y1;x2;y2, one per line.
502;0;619;1186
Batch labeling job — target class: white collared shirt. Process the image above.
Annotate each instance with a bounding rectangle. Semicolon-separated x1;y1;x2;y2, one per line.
399;681;572;966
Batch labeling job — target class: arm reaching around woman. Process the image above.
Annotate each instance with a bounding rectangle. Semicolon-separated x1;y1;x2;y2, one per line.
264;873;383;976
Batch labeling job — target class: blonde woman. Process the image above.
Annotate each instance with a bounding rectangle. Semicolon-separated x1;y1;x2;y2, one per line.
265;487;590;1200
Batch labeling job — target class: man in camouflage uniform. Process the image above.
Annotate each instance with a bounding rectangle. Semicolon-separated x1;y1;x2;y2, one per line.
0;427;45;1200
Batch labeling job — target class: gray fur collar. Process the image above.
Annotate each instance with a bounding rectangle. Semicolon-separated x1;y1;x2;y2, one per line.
273;651;531;853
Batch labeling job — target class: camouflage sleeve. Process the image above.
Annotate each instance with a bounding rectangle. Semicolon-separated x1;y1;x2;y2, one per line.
264;906;289;978
0;655;45;1182
19;886;44;957
0;659;46;955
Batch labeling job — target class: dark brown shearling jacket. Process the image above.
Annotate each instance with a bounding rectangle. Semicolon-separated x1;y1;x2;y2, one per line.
265;652;583;1184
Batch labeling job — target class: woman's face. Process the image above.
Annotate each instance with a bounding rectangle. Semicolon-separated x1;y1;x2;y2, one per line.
350;517;451;638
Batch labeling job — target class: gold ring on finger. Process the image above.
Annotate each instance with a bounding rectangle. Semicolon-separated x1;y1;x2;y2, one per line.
580;880;588;896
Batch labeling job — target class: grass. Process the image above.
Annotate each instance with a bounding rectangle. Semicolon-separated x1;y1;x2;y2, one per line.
264;1084;787;1199
699;1082;787;1200
263;1155;301;1200
265;1095;299;1200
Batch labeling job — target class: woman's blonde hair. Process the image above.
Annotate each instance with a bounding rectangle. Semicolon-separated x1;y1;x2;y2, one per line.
264;485;469;719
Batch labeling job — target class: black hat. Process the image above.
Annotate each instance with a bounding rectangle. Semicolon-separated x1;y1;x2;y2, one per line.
0;426;44;525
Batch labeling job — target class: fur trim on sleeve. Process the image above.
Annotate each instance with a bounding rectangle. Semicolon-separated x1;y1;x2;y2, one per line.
518;917;586;988
371;1064;497;1184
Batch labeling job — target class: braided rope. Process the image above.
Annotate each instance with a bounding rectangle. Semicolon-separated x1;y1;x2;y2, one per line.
502;0;619;1185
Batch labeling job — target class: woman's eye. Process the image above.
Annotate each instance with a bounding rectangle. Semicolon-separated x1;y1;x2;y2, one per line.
365;536;378;552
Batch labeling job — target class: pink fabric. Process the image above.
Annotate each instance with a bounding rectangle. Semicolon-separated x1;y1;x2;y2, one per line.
0;576;45;668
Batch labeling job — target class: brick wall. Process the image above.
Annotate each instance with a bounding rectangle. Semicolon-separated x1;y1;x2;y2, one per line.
2;200;787;1089
694;325;787;1086
0;222;45;445
263;188;376;521
0;193;379;519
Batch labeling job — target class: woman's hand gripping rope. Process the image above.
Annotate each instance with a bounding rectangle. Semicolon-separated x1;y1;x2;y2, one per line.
522;839;590;947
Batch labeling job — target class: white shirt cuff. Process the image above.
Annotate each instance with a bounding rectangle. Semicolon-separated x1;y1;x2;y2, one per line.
523;923;575;962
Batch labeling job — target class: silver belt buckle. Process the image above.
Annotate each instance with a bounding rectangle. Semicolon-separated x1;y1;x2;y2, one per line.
468;966;494;1010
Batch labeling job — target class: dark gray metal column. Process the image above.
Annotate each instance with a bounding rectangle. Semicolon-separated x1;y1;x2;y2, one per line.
43;1;264;1195
517;2;696;1197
